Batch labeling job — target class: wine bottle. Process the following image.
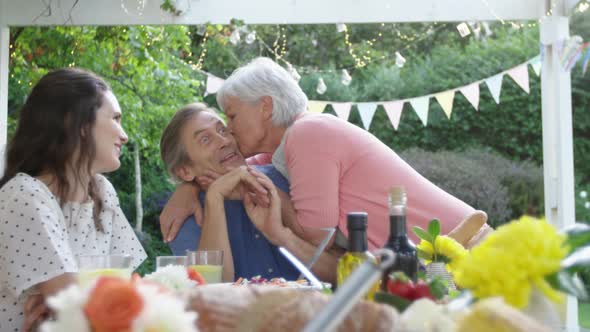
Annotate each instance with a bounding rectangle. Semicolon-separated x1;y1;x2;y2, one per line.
337;212;379;300
382;186;418;290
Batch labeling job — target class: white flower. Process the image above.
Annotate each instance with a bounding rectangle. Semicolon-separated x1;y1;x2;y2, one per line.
40;285;91;332
143;265;197;291
399;298;456;332
132;283;198;332
585;201;590;209
580;191;588;199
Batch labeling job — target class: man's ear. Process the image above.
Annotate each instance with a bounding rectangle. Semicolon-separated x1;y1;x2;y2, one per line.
176;165;196;182
260;96;273;121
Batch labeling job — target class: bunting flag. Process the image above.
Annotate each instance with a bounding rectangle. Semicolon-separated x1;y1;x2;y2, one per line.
409;97;430;126
530;56;542;76
205;75;225;95
507;64;530;94
308;101;328;114
382;101;404;130
435;91;455;119
485;74;504;104
356;102;378;130
459;83;480;111
331;102;352;121
201;55;545;131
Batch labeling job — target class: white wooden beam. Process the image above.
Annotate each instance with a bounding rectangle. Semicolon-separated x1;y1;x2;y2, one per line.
1;0;545;26
540;0;578;329
0;13;8;176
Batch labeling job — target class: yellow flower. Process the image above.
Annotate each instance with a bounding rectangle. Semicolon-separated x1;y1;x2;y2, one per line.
453;215;568;308
417;239;434;259
417;236;468;272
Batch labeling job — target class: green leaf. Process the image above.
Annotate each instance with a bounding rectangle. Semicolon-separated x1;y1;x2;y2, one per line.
428;219;441;239
413;226;433;243
547;271;589;301
373;291;412;312
428;276;448;300
562;246;590;271
563;223;590;253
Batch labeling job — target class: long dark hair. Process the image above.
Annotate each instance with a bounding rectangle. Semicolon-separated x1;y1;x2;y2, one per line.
0;68;108;231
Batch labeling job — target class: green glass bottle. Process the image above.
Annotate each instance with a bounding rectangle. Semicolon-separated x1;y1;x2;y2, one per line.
337;212;379;300
382;186;418;291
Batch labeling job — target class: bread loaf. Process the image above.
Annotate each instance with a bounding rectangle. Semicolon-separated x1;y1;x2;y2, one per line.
188;284;399;332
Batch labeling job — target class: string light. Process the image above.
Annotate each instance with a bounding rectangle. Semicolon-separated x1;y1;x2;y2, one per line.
456;23;471;37
343;26;366;68
287;63;301;82
341;69;352;86
245;30;257;44
395;52;406;68
271;26;288;60
120;0;147;17
195;31;209;70
229;29;240;45
316;77;327;94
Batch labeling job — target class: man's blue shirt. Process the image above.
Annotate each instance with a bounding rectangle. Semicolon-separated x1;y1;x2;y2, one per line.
168;165;299;281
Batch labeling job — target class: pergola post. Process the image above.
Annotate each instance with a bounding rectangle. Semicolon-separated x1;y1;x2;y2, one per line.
540;0;578;329
0;23;8;176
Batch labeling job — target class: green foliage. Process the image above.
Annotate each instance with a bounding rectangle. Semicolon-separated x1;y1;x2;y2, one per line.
401;148;544;227
134;211;172;276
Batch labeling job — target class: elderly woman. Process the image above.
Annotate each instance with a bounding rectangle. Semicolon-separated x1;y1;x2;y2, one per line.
162;57;491;253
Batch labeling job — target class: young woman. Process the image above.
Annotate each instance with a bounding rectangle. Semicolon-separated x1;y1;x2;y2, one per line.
0;68;146;332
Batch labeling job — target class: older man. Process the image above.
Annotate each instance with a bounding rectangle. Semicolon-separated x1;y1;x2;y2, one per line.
160;103;338;282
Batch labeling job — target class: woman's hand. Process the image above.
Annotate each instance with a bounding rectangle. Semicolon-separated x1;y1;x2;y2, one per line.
244;169;291;246
160;182;202;243
22;293;50;332
447;210;490;249
207;166;268;202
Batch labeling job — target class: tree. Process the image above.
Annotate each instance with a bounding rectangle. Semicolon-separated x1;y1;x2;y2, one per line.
8;25;205;237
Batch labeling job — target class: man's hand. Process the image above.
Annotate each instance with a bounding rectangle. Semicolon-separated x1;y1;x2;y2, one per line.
22;293;50;332
244;169;291;245
160;182;202;243
207;166;269;202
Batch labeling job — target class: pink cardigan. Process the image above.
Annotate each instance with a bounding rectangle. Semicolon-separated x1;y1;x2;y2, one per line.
252;113;475;249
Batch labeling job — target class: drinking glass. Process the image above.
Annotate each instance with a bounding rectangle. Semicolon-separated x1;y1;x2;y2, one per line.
187;250;223;283
76;254;133;286
156;255;188;270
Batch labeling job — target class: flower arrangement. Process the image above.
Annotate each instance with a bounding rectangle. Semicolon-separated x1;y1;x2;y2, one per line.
144;265;205;291
453;215;590;309
41;266;205;332
413;219;468;272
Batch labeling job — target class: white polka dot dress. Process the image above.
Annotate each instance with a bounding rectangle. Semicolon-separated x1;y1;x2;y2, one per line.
0;173;147;332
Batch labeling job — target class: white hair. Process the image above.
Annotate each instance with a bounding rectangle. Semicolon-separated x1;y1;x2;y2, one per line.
216;57;308;127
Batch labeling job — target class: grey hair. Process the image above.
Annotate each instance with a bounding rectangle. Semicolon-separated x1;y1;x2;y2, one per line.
160;102;216;183
216;57;308;127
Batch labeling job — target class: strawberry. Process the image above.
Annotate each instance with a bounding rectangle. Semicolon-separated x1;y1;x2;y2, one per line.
410;281;435;300
387;279;415;300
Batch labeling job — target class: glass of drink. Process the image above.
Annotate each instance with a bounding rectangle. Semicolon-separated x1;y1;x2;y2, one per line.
187;250;223;283
76;254;133;287
156;255;188;270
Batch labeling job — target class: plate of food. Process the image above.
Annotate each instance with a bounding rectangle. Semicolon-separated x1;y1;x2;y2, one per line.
231;276;331;292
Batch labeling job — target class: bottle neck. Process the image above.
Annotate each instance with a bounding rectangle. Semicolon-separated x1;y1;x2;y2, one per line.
348;229;368;252
389;214;407;238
